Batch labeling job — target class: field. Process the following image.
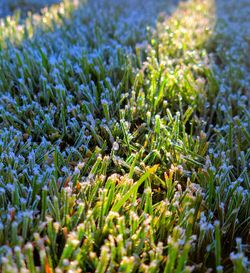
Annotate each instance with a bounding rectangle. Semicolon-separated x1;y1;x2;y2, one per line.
0;0;249;272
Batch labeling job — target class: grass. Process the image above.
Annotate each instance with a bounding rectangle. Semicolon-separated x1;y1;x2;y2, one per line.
0;0;249;272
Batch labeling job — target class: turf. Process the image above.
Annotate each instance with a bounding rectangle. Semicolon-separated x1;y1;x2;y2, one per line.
0;0;249;272
0;0;60;18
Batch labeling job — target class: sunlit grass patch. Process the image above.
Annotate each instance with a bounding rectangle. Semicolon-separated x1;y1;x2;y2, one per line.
0;0;80;48
2;0;61;16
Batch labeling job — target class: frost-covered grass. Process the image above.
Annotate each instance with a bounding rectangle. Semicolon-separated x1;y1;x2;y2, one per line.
0;0;60;18
0;0;249;272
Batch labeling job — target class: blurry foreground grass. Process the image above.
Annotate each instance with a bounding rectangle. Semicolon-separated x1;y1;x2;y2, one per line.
0;0;249;272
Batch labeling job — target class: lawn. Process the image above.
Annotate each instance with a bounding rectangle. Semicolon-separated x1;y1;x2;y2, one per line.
0;0;249;272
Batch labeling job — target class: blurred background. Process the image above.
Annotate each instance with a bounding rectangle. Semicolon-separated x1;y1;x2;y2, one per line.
0;0;60;18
